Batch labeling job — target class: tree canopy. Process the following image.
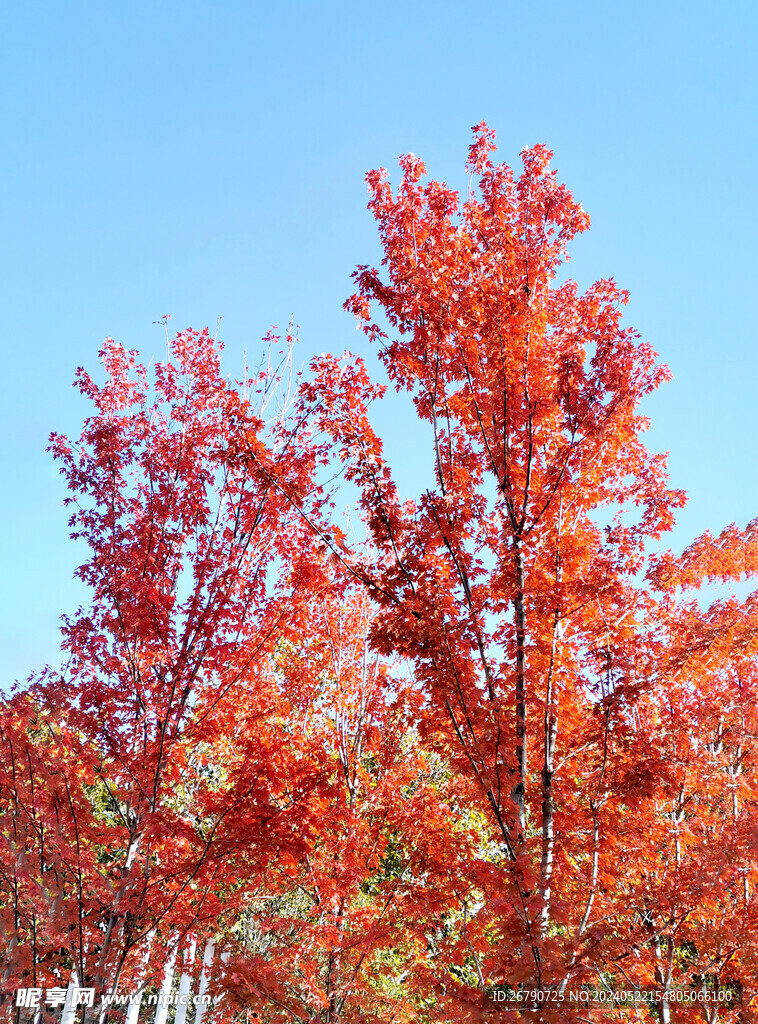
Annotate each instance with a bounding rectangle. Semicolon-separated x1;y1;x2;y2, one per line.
2;125;757;1024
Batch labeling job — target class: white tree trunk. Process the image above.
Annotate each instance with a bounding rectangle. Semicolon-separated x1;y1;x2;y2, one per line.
122;929;155;1024
174;937;197;1024
193;939;215;1024
59;976;79;1024
152;940;177;1024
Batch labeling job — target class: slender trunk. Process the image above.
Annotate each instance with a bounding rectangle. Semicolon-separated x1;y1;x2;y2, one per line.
579;811;600;937
539;719;557;935
539;610;561;939
326;889;348;1023
59;977;79;1024
652;933;673;1024
91;822;143;998
511;538;527;839
120;929;155;1024
173;936;197;1024
193;939;215;1024
152;938;177;1024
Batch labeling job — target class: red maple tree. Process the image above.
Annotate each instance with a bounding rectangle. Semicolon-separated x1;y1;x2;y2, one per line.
3;125;758;1024
303;123;758;1020
2;327;328;1017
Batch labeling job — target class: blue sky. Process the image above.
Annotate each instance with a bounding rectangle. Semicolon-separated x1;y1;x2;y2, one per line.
1;0;756;684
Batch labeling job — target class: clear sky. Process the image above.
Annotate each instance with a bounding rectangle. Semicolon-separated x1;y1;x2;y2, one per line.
1;0;756;685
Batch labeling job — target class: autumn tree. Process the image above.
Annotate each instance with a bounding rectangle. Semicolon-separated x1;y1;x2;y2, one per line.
1;327;330;1019
4;125;758;1024
298;123;758;1020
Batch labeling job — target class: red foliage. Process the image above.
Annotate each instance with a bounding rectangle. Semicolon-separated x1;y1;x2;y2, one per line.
3;128;758;1024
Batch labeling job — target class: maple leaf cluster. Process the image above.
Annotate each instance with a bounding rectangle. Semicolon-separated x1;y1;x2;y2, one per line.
2;125;758;1024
